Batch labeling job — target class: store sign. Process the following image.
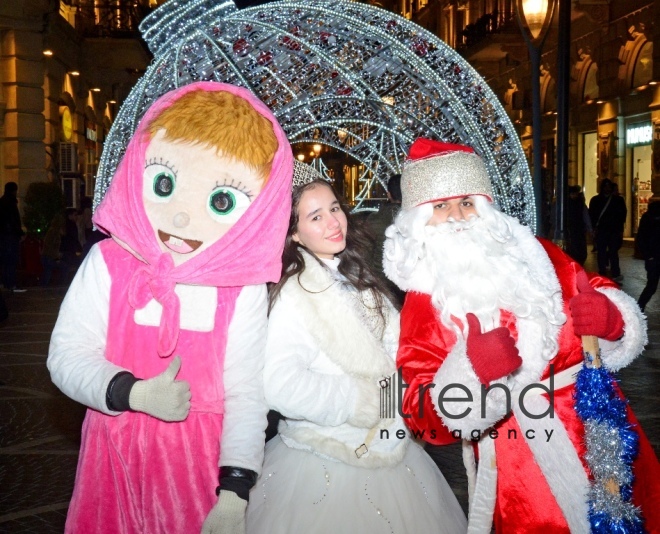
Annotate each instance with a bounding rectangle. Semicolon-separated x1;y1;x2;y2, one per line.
626;123;652;146
61;107;73;141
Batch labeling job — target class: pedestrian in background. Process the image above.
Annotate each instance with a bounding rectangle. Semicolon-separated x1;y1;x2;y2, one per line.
636;200;660;312
40;213;65;287
589;178;627;281
80;197;105;259
0;182;26;292
566;185;592;265
60;208;82;279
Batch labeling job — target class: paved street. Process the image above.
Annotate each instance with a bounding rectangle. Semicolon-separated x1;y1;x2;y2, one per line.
1;246;658;533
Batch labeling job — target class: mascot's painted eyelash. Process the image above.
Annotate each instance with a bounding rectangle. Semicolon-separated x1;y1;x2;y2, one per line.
145;157;179;176
214;178;254;199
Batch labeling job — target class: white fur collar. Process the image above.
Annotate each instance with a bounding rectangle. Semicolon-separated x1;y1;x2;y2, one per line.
501;223;564;386
280;250;396;379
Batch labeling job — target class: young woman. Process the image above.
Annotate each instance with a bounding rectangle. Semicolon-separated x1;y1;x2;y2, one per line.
247;177;467;533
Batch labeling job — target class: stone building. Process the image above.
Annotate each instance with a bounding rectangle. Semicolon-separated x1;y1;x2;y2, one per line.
378;0;659;236
1;0;153;212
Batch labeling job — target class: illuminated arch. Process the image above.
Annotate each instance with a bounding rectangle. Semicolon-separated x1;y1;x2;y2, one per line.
97;0;535;226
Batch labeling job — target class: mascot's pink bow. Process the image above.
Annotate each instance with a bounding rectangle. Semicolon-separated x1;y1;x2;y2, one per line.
128;253;180;356
93;82;294;357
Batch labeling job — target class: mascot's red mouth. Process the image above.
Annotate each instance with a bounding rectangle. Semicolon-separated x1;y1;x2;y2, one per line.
158;230;203;254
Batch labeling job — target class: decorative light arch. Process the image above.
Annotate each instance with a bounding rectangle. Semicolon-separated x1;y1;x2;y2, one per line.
96;0;535;226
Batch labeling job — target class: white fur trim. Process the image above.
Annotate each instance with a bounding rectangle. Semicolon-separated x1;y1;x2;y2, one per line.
431;338;511;433
463;441;477;504
467;438;497;534
499;221;565;360
509;317;553;390
279;424;409;469
596;287;648;372
512;396;590;533
281;250;396;379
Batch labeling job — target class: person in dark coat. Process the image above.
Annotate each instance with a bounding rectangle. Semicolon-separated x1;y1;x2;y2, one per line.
60;208;82;278
566;185;592;265
0;182;25;292
636;200;660;312
588;178;627;281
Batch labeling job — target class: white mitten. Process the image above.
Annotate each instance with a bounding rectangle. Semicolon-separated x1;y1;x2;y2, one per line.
347;378;381;428
128;356;191;421
201;490;247;534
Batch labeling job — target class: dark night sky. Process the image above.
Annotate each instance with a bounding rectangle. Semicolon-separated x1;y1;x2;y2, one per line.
233;0;279;9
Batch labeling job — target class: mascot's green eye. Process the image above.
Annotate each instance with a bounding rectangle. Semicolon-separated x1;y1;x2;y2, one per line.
154;173;175;197
209;189;236;215
206;185;251;223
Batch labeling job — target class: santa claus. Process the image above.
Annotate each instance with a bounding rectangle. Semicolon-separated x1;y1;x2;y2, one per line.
384;138;660;533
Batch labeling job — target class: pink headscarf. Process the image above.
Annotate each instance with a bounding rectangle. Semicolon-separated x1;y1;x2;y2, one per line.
94;82;293;356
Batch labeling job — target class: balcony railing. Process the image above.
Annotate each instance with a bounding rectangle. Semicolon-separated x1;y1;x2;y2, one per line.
458;8;516;51
59;0;153;38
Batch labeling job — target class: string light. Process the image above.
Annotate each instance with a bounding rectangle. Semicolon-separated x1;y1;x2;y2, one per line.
96;0;534;226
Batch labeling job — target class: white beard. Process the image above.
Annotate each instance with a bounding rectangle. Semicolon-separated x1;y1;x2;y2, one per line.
384;198;566;360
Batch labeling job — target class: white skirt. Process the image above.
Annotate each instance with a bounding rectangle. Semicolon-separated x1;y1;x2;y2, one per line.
247;437;467;534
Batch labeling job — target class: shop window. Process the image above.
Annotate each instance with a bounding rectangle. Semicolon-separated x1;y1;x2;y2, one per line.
84;118;98;198
631;142;653;234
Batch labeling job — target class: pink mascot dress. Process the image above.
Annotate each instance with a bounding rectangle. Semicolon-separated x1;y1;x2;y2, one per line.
47;82;293;533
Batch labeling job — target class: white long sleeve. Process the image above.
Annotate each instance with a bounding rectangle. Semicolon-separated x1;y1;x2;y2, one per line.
263;291;357;427
219;284;270;473
47;244;126;414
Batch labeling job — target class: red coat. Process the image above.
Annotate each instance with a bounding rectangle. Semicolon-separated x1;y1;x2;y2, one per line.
397;240;660;533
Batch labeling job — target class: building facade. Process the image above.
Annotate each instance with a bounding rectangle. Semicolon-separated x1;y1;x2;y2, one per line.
2;0;658;238
1;0;153;214
390;0;659;237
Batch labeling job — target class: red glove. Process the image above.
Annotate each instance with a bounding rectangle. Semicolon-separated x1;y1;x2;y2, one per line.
466;313;522;385
570;271;624;341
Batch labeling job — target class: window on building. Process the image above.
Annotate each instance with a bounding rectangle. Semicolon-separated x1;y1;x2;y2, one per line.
632;41;653;88
582;132;598;204
583;62;599;102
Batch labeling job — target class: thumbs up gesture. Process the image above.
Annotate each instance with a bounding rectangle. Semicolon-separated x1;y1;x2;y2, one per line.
465;313;522;385
129;356;191;421
570;271;624;341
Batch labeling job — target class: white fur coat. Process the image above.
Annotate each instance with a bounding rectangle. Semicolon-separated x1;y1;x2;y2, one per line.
264;251;409;468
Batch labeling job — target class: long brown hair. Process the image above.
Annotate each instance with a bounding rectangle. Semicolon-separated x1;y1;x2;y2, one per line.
268;180;399;319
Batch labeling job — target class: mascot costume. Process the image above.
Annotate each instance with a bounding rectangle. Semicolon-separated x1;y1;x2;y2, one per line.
48;82;293;533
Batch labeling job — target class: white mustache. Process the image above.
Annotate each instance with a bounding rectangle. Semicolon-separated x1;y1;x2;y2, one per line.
426;216;479;235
